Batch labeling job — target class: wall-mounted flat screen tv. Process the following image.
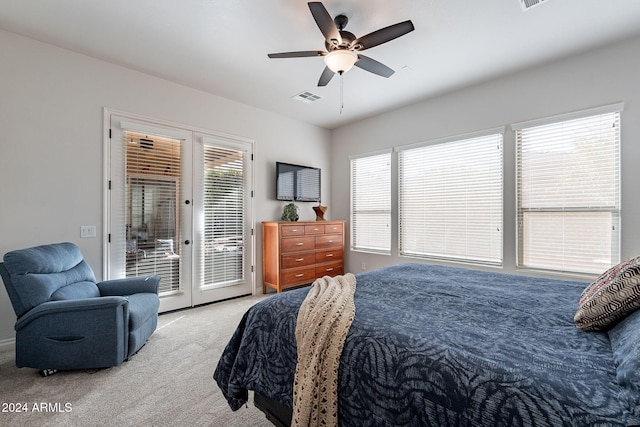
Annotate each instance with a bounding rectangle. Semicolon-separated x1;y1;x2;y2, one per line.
276;162;321;202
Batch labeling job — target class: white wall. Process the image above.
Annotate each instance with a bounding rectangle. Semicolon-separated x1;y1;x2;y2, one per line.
0;30;331;345
331;34;640;278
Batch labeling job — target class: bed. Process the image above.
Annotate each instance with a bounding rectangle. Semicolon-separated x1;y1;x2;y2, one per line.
214;263;640;426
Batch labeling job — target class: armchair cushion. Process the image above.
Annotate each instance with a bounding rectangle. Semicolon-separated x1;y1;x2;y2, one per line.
126;293;160;356
127;294;159;330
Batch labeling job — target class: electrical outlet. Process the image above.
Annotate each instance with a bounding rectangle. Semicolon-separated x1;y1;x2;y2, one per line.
361;262;367;271
80;225;96;238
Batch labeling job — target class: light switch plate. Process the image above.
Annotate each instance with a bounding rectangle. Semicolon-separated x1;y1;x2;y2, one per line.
80;225;97;238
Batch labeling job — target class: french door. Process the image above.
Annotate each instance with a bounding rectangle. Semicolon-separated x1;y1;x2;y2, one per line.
106;111;254;312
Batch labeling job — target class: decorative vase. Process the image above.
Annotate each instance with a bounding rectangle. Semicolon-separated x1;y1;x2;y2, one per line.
313;203;328;221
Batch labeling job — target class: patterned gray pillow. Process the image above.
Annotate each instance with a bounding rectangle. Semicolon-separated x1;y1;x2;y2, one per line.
574;255;640;331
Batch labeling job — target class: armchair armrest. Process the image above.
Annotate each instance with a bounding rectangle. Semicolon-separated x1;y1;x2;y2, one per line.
14;297;132;370
97;275;160;296
15;297;128;332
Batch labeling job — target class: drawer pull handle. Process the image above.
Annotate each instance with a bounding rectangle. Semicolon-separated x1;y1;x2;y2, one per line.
295;273;305;277
326;254;334;257
326;268;334;272
313;228;319;231
327;240;333;243
291;229;298;232
296;242;304;246
296;258;305;262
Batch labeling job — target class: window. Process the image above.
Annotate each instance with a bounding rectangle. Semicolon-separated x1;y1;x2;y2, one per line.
350;150;391;254
514;105;621;274
398;130;503;265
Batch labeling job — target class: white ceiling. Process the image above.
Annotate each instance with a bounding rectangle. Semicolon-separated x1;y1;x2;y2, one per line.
2;0;640;129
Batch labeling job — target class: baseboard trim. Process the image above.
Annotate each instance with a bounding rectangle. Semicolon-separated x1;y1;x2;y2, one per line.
0;337;15;352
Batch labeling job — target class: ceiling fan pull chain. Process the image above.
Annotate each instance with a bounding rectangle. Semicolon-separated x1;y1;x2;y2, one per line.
340;73;344;115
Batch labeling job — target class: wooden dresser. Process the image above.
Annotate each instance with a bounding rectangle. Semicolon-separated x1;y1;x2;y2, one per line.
262;220;345;293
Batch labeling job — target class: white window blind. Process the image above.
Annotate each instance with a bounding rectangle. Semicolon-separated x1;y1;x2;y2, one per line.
350;151;391;254
124;131;182;293
200;142;246;288
398;132;503;264
515;108;621;274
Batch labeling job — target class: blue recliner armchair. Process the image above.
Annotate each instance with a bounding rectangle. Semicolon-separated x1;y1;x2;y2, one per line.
0;242;160;373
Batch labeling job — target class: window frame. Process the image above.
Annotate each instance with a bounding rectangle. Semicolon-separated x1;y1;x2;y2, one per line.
512;104;622;275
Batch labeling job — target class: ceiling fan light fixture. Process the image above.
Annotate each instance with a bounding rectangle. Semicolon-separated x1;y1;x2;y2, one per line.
324;49;357;74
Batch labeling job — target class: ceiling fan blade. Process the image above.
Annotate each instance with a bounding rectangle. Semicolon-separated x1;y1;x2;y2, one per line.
355;54;394;78
268;51;325;59
308;2;342;47
352;20;415;51
317;66;335;86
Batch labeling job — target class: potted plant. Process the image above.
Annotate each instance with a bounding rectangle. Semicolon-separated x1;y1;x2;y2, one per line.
281;202;299;221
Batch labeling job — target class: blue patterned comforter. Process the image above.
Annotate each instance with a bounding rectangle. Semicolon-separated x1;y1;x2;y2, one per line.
214;263;631;426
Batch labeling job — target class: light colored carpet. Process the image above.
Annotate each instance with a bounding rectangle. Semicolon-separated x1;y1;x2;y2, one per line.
0;294;274;427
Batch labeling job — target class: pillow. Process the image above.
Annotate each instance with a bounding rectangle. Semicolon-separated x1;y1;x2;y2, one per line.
574;255;640;331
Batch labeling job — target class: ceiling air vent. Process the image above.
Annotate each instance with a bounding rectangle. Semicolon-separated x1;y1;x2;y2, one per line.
520;0;549;11
291;91;322;104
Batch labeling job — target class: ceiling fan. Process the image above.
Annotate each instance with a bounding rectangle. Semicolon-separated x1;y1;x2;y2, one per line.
268;2;415;87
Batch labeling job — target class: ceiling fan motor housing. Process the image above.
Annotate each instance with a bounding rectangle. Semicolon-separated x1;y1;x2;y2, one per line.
325;30;356;51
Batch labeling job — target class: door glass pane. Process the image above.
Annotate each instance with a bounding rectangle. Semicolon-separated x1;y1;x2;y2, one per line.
202;144;245;288
125;132;181;294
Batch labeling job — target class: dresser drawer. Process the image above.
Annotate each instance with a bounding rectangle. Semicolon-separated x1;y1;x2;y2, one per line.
304;224;325;234
315;234;343;250
281;236;315;253
281;225;305;237
281;267;316;286
315;249;343;263
324;223;343;234
316;262;344;277
281;253;316;269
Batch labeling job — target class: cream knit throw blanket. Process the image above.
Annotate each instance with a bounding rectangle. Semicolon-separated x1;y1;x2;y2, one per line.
292;273;357;427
